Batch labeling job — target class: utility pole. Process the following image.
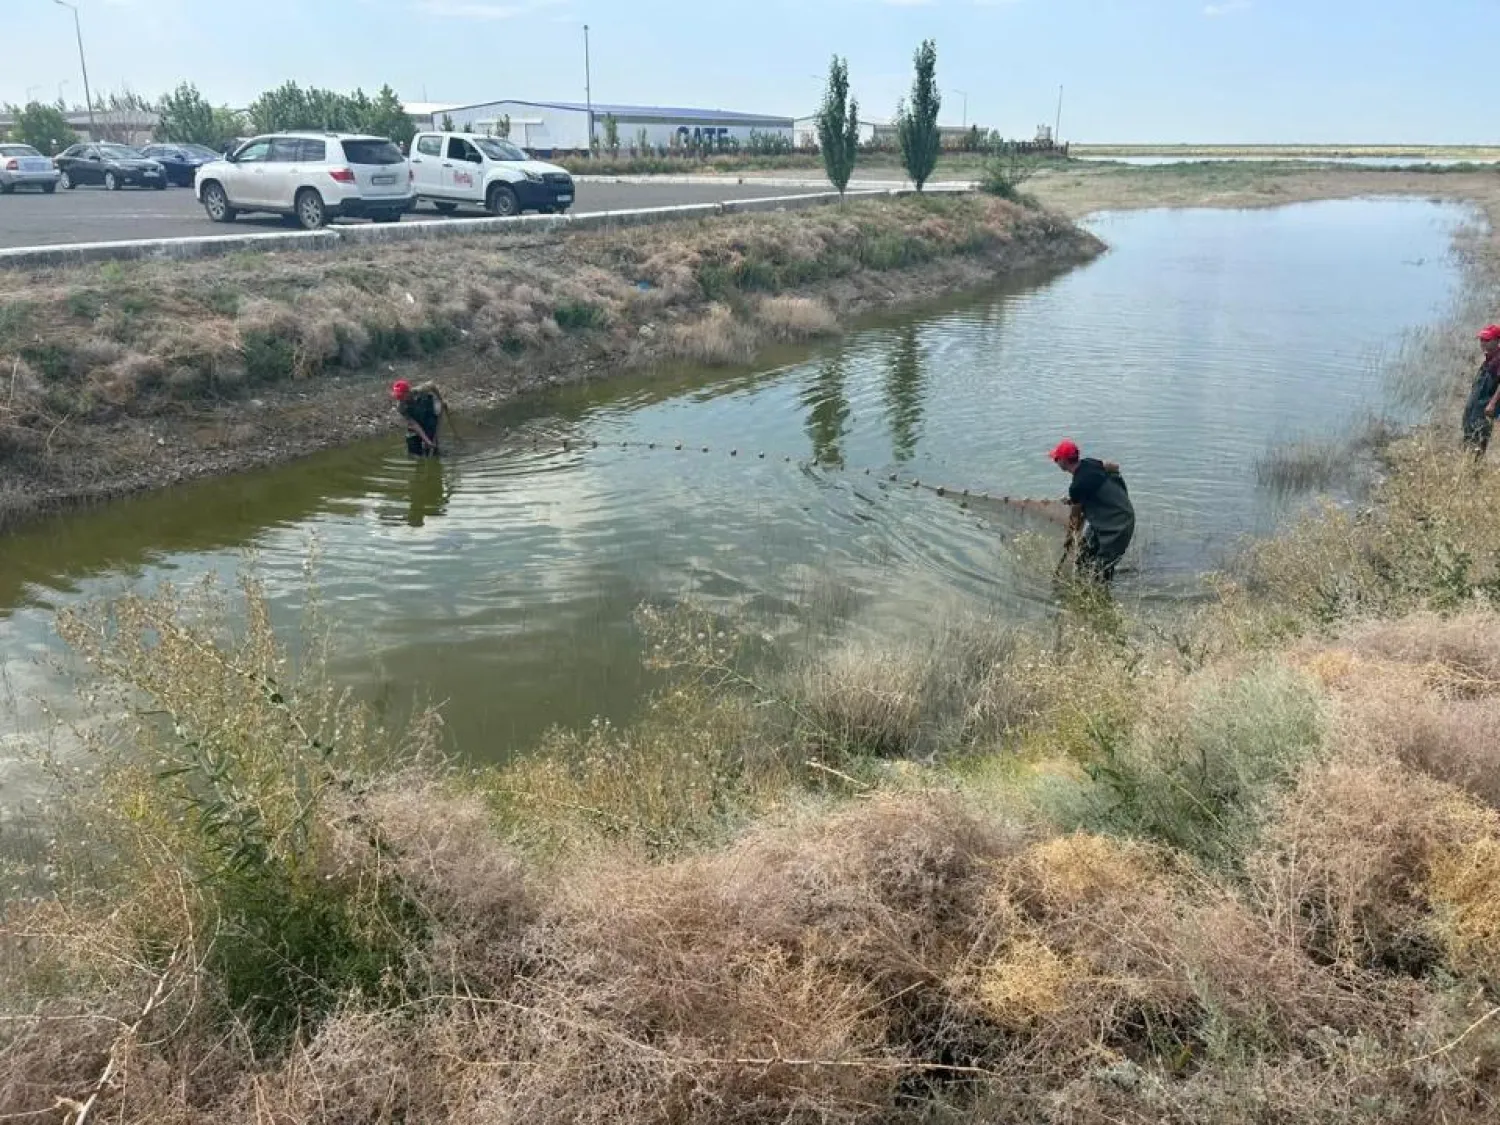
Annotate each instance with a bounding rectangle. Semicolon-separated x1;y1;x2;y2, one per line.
583;23;593;155
54;0;95;140
1054;84;1064;144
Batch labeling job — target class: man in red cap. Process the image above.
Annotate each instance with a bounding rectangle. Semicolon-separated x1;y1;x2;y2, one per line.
1049;439;1135;583
392;379;448;457
1462;325;1500;458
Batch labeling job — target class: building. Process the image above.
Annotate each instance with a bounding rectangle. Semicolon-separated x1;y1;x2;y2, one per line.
415;100;793;154
793;116;882;148
793;115;976;150
0;108;157;147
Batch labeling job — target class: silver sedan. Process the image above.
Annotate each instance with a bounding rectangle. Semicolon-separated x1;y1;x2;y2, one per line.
0;144;60;193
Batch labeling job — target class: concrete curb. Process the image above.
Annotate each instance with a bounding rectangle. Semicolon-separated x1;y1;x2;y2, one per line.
572;173;981;192
0;185;977;271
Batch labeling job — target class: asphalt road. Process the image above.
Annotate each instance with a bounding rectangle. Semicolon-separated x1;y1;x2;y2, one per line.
0;180;816;250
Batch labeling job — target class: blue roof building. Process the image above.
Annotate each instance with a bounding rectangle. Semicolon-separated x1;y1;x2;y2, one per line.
411;99;793;153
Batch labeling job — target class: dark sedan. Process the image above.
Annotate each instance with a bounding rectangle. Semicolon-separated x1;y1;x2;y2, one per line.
139;143;221;187
55;143;166;191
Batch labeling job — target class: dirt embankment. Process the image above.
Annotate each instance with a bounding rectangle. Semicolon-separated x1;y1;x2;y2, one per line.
0;195;1101;530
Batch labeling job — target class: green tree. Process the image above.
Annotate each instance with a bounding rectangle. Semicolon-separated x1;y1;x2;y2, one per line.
156;83;217;145
245;82;413;145
816;54;860;196
603;113;619;152
248;81;311;133
212;106;246;150
440;113;455;132
895;39;941;191
8;101;75;155
363;85;414;146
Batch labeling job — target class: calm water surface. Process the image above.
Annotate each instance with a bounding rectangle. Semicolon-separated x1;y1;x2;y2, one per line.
0;199;1469;774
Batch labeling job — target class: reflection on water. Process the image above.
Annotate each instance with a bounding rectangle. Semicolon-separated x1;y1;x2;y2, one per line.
884;325;925;463
804;353;851;468
0;199;1470;772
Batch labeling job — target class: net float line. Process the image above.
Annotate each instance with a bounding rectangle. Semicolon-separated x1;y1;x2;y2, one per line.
504;433;1074;527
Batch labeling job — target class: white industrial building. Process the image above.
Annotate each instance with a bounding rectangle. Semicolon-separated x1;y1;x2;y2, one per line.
409;99;793;154
793;116;882;148
793;115;978;150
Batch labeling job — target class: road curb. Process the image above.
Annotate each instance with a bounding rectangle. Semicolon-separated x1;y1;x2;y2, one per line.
572;174;981;191
0;185;977;270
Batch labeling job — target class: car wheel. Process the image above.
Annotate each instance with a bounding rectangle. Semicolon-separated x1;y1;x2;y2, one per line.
105;171;120;191
153;179;167;191
433;201;458;215
295;188;327;230
486;183;519;217
59;171;74;190
201;181;237;223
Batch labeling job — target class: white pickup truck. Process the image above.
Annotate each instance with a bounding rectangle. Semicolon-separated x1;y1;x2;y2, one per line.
408;132;575;218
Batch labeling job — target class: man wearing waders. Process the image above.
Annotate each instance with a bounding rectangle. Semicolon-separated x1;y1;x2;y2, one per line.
1462;325;1500;458
392;379;447;458
1050;439;1135;583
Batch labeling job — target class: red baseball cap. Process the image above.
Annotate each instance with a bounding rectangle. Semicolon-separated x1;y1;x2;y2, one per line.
1048;439;1081;463
391;379;411;399
1479;325;1500;342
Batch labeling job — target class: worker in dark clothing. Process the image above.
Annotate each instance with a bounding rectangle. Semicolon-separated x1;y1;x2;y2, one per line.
1462;324;1500;458
392;379;448;457
1049;439;1136;583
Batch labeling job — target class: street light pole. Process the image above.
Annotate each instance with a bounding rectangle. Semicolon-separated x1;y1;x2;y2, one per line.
54;0;95;140
583;23;593;155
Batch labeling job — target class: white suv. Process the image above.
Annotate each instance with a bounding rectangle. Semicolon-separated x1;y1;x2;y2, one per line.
195;132;414;230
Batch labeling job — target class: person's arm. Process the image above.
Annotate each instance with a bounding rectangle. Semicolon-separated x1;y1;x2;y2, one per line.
1486;381;1500;419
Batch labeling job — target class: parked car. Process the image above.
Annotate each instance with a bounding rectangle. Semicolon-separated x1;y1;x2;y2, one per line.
0;144;59;193
139;142;221;187
195;132;414;230
55;143;166;190
408;132;573;217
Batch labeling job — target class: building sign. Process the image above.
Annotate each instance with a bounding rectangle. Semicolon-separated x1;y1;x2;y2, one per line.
677;126;731;148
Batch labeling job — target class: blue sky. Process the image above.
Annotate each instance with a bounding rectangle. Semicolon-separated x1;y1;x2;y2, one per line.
4;0;1493;144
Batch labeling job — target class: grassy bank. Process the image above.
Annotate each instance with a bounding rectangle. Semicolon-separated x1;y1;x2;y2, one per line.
1029;161;1500;219
4;165;1500;1124
1073;143;1500;161
0;194;1099;528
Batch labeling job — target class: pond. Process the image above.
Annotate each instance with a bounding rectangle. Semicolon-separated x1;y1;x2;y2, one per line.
0;198;1470;777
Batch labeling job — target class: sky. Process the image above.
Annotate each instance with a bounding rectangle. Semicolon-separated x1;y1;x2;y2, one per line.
2;0;1494;145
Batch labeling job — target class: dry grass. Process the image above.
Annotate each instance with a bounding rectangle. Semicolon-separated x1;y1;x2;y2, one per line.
752;295;840;341
0;195;1093;433
9;590;1500;1122
10;165;1500;1124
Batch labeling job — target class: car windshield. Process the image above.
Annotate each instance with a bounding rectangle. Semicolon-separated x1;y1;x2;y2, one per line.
99;144;144;158
0;145;42;158
340;139;404;166
184;144;220;159
474;138;528;162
